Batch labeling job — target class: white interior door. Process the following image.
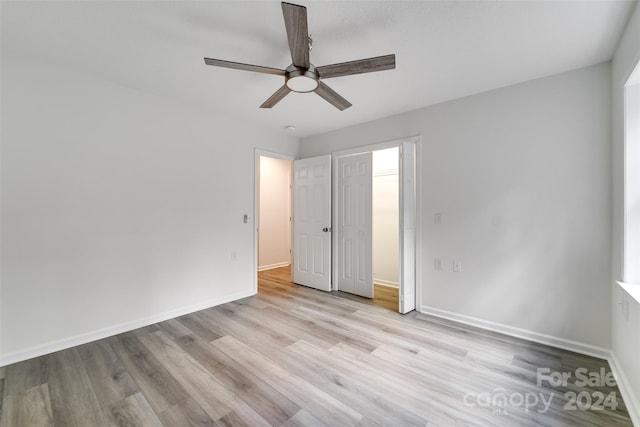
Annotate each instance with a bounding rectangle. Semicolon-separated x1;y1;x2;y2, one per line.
399;141;416;313
292;155;332;291
337;153;373;298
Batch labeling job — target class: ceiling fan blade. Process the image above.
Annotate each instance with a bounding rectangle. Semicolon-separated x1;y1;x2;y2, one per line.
260;85;292;108
204;58;286;76
314;81;352;111
316;54;396;79
281;2;310;69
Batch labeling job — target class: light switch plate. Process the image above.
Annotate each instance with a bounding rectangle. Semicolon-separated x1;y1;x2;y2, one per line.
453;260;462;272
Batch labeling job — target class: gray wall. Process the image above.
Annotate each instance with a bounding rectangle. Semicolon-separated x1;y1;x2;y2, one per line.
0;51;297;364
302;63;612;350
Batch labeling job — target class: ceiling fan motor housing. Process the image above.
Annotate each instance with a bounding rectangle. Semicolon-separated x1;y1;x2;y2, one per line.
286;65;319;93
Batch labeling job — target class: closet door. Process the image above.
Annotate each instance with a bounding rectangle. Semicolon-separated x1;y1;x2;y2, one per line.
337;152;373;298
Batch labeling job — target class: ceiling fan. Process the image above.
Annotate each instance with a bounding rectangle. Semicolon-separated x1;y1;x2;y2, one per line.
204;2;396;111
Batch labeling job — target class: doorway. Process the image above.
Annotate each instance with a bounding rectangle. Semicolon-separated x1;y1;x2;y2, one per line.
331;137;418;314
254;151;294;292
334;147;400;311
255;138;418;313
372;147;400;311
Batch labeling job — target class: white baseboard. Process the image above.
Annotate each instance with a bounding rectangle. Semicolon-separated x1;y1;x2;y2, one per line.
419;305;610;359
258;262;290;271
608;352;640;426
373;278;399;288
0;289;255;367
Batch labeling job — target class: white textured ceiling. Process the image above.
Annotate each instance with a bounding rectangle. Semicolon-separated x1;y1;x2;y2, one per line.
2;0;635;138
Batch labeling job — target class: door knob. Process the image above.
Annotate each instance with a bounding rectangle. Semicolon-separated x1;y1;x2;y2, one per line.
322;227;332;232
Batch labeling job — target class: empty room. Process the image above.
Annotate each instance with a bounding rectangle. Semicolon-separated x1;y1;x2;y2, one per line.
2;1;640;426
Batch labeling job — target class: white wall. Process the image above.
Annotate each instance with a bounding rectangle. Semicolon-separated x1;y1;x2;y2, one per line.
301;63;612;352
373;148;399;287
0;51;298;365
611;1;640;423
258;156;292;270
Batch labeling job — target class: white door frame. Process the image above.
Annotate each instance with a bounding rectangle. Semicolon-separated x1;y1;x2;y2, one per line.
332;136;422;312
253;149;295;293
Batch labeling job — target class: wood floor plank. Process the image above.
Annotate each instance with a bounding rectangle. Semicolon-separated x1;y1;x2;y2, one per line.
293;339;487;427
268;340;429;426
212;335;364;426
227;301;338;350
131;324;160;336
294;304;467;362
260;285;362;318
326;290;393;315
156;318;193;340
176;312;224;342
137;331;237;421
2;357;48;396
174;333;300;425
372;283;398;312
108;332;189;413
350;308;469;357
202;304;296;351
158;398;216;427
105;392;163;427
213;304;420;426
77;340;139;406
0;383;53;427
271;306;382;355
234;294;271;310
47;348;110;427
281;409;330;427
367;342;552;426
214;401;271;427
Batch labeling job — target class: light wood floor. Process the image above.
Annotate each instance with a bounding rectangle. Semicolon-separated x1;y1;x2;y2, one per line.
331;282;399;313
0;266;633;426
373;283;399;312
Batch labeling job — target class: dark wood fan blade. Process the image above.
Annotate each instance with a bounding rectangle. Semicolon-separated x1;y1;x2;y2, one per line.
314;81;352;110
260;85;292;108
316;54;396;79
281;2;310;69
204;58;286;76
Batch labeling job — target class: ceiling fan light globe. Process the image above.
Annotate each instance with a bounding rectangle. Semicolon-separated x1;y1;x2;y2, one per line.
286;74;319;93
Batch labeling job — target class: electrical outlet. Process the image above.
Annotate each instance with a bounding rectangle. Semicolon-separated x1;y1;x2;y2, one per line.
434;213;442;225
434;258;442;270
230;251;237;261
453;260;462;273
